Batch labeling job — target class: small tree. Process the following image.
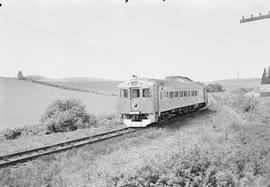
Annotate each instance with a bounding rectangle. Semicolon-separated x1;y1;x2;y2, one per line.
214;84;224;92
240;87;247;93
261;68;267;84
206;84;215;92
17;71;24;80
267;66;270;84
206;83;224;92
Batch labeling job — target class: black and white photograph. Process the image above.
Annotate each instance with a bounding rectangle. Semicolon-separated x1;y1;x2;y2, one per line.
0;0;270;186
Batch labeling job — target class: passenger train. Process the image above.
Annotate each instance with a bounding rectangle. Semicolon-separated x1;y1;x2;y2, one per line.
118;76;208;127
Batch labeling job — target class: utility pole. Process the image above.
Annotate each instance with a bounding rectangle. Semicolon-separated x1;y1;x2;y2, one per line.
240;11;270;23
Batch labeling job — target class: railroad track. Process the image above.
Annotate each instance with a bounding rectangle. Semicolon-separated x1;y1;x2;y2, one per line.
0;127;142;168
0;105;210;169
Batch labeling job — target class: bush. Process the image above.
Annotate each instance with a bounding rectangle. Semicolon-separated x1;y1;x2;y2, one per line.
2;128;22;140
40;99;95;133
207;83;225;92
20;124;50;135
232;95;258;112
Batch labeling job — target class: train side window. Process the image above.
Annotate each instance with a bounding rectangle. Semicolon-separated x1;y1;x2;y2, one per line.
131;89;140;98
175;91;178;98
184;91;187;97
160;92;163;100
163;91;168;99
191;91;194;96
143;88;151;97
169;91;174;99
179;91;183;97
188;91;190;97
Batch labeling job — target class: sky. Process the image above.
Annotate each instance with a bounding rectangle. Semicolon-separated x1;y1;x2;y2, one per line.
1;0;270;82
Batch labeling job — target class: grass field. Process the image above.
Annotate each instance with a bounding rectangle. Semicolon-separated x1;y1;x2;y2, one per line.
1;93;270;186
0;78;118;130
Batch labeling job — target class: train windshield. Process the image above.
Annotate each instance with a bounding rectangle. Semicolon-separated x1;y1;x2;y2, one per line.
131;89;140;98
143;88;151;97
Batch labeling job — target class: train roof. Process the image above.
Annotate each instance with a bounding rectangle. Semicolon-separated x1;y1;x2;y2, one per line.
119;76;205;88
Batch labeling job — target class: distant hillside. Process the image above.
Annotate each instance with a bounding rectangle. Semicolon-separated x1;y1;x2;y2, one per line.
46;77;117;82
19;74;117;82
19;75;122;95
24;75;48;81
50;81;122;95
207;78;261;91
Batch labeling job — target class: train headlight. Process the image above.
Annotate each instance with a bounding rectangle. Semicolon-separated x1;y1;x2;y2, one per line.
132;102;140;109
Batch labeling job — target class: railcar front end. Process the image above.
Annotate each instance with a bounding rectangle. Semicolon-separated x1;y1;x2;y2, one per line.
118;79;158;127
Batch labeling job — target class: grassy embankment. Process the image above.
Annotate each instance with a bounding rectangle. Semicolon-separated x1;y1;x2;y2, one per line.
0;93;270;186
0;98;124;155
0;112;123;155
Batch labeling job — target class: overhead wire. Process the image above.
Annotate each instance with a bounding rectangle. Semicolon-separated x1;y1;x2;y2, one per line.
0;13;109;58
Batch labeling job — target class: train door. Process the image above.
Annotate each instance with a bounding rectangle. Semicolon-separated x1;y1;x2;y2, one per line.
154;85;159;112
203;88;208;103
130;87;141;112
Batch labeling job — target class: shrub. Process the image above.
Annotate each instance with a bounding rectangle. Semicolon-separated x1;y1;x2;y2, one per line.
232;95;258;112
40;99;94;133
2;128;22;140
19;124;50;135
207;83;225;92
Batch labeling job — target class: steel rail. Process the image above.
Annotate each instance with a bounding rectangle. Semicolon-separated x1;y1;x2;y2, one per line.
0;127;141;168
0;127;130;161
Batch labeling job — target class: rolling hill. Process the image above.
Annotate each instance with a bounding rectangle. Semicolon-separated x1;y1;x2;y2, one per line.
46;77;117;82
49;81;122;95
30;76;122;95
24;75;49;81
206;78;261;92
0;78;118;130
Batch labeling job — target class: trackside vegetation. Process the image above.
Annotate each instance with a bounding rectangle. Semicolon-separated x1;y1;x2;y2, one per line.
206;83;225;92
0;93;269;186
